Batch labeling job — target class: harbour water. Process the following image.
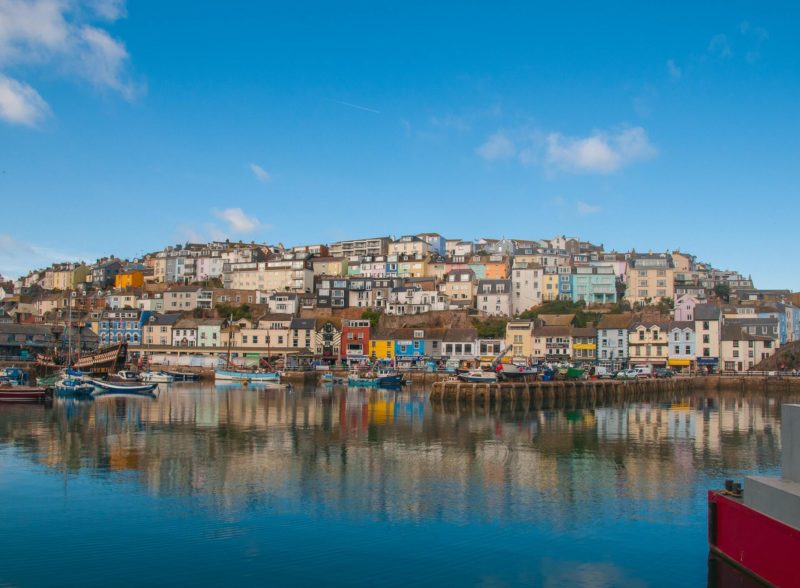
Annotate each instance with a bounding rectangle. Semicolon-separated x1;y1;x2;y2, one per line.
0;383;791;587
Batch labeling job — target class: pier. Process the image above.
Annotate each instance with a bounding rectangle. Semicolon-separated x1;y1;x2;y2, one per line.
429;377;699;409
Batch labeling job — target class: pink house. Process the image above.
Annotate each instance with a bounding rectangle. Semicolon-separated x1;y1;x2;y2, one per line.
674;294;699;322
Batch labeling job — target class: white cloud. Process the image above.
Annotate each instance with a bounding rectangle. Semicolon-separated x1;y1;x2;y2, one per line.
0;74;50;126
476;131;515;161
546;127;656;174
249;163;271;183
214;208;261;234
0;0;139;126
576;201;601;215
667;59;681;81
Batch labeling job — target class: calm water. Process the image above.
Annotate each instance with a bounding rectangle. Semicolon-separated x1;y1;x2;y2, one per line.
0;383;792;587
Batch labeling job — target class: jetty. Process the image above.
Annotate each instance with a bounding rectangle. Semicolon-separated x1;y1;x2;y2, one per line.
430;377;698;408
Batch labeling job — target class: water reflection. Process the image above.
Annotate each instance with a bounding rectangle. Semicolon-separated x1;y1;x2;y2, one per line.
0;384;794;587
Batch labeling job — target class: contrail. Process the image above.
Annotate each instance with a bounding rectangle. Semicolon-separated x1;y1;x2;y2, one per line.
332;100;381;114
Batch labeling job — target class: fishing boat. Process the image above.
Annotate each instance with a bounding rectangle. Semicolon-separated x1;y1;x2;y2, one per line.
496;363;538;380
89;379;158;395
320;373;344;384
140;371;174;383
36;373;61;387
214;369;280;383
347;368;403;387
1;367;29;386
0;385;49;403
54;377;95;397
457;370;498;383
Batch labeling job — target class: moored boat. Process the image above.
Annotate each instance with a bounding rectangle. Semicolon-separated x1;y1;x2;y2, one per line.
457;370;498;383
164;370;200;381
89;379;158;395
140;371;174;383
214;369;280;382
54;377;95;397
112;370;141;382
0;385;49;403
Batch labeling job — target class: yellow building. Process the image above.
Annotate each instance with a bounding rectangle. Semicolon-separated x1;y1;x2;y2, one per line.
312;257;348;277
542;271;559;302
115;271;145;289
628;320;670;366
505;320;536;360
51;263;90;290
369;329;395;360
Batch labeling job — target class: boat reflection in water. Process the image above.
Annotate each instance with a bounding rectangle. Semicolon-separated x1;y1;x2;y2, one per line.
0;383;793;587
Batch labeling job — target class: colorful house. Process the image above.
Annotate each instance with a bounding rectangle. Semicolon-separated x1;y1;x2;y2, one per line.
393;328;427;363
369;328;395;360
341;319;371;363
115;271;145;289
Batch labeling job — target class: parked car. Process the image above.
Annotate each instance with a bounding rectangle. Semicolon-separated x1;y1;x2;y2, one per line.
593;366;614;379
654;368;675;378
615;369;639;380
633;365;654;379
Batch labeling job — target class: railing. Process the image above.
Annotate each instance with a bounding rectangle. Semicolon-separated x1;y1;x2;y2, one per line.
717;370;800;378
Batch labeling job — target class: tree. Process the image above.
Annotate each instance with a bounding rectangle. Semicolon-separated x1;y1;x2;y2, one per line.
361;309;381;328
714;283;731;302
472;317;508;338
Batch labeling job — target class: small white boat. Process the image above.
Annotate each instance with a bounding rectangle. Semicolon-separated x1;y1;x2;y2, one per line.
214;369;280;382
140;371;174;383
89;379;158;395
457;370;498;383
112;370;141;382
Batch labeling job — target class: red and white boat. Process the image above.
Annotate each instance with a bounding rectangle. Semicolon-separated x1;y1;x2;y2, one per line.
0;385;49;403
708;403;800;587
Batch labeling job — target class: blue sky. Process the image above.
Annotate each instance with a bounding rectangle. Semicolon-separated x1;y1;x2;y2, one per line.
0;1;798;288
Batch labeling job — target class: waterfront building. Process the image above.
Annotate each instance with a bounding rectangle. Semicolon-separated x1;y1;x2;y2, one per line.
628;320;670;367
197;318;226;348
694;304;722;371
720;325;776;372
289;318;315;351
172;319;199;347
571;327;597;362
341;319;371;364
369;328;395;360
668;321;696;372
393;328;427;363
98;308;152;346
596;313;632;370
314;318;342;363
442;328;478;362
505;320;536;361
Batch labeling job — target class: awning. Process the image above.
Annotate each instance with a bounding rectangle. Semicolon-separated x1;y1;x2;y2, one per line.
697;357;719;365
668;359;691;366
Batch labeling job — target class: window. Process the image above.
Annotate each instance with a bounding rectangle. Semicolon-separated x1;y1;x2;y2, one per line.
703;334;710;344
674;346;680;354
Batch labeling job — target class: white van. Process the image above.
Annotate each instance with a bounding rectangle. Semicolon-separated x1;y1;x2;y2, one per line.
633;365;654;378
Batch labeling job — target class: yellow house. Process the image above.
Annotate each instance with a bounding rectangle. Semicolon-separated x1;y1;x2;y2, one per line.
51;263;90;290
312;257;348;277
542;271;559;302
505;320;535;360
369;329;395;360
625;254;675;305
115;271;145;289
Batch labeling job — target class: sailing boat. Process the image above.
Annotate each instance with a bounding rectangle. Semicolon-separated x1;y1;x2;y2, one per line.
214;315;280;383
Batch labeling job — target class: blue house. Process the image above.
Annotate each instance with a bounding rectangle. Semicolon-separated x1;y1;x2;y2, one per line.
393;328;426;363
99;309;153;347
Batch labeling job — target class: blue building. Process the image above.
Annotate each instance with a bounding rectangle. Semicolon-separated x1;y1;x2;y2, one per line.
393;328;426;363
99;309;153;347
418;233;446;256
571;266;618;304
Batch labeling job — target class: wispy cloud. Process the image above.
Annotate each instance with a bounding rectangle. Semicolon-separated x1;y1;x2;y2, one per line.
0;73;50;126
0;0;141;127
708;34;733;58
576;201;601;215
213;208;261;234
332;99;380;114
666;59;681;81
476;131;515;161
545;127;656;174
0;233;96;278
249;163;271;183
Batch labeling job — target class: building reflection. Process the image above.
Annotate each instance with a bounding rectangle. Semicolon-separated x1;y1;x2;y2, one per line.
0;386;793;523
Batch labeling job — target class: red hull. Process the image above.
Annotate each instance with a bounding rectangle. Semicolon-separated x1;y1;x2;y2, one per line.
708;490;800;587
0;386;48;402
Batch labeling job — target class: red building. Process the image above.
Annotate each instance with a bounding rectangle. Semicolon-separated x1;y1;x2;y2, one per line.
341;319;371;364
